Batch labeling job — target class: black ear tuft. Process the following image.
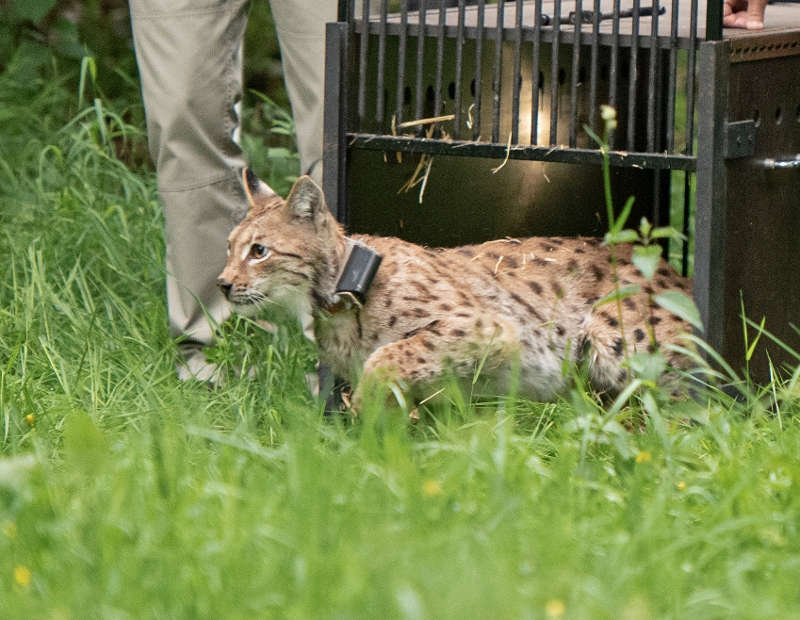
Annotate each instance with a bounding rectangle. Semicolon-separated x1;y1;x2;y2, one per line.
245;168;260;196
242;168;277;207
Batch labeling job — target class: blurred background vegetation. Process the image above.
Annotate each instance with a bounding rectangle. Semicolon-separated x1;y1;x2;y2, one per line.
0;0;294;181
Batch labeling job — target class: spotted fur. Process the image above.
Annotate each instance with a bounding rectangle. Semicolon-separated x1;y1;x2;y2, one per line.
218;172;694;407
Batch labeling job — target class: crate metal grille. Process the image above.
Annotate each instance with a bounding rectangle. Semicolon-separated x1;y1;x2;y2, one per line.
343;0;717;169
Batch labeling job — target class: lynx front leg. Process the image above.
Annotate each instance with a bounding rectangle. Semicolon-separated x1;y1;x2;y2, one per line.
351;316;520;412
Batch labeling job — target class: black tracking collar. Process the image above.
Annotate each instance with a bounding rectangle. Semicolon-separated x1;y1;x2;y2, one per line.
335;244;382;304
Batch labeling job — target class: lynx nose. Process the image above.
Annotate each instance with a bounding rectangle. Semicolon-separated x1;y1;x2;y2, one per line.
217;277;233;298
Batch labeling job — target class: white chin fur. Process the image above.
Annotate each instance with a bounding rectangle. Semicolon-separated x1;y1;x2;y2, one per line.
230;301;264;317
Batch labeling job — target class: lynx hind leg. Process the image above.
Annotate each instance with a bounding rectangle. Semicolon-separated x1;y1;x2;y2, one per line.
351;316;520;411
581;308;694;394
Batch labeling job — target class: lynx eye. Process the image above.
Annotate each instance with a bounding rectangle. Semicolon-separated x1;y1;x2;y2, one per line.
250;243;270;260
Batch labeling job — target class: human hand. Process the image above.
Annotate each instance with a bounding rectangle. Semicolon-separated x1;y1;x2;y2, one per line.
723;0;768;30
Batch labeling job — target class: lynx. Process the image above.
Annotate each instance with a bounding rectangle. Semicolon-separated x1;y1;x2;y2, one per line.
218;171;694;409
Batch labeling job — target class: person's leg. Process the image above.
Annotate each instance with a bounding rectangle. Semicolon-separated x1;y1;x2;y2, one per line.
268;0;338;183
129;0;250;380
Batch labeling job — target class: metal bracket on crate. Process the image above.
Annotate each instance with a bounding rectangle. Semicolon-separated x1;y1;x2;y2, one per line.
761;155;800;170
542;4;667;26
724;120;756;159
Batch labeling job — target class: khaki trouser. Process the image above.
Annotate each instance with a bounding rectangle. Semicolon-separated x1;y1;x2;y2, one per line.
129;0;336;376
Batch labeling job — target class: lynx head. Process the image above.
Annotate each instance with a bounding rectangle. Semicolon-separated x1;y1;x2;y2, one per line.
217;170;343;319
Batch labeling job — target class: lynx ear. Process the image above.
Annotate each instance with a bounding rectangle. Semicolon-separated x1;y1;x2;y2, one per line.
285;175;325;221
242;168;277;208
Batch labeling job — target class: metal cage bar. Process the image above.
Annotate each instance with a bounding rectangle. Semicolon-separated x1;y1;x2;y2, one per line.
568;0;583;147
491;0;505;143
394;3;408;127
530;0;543;144
434;1;447;117
512;0;524;144
472;0;485;140
376;0;388;124
548;0;561;145
414;0;426;124
626;0;640;151
453;0;466;139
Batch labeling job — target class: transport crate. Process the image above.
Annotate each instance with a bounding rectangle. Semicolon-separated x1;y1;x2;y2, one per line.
323;1;800;379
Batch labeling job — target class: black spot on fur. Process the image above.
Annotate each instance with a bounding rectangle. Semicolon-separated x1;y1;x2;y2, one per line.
575;335;590;363
643;285;654;295
388;316;397;327
540;243;556;252
384;297;393;308
528;281;543;295
574;247;585;254
417;357;427;364
556;324;565;337
550;281;564;298
612;337;624;356
504;256;519;269
533;258;550;267
451;329;466;338
403;319;441;339
510;291;545;321
550;237;564;245
312;290;326;309
657;267;671;277
410;280;433;295
623;297;636;310
567;258;579;272
487;251;500;260
439;303;452;312
634;328;645;342
590;264;605;282
648;316;662;325
602;312;619;327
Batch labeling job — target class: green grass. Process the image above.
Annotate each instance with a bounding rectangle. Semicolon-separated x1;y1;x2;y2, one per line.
2;61;800;620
